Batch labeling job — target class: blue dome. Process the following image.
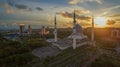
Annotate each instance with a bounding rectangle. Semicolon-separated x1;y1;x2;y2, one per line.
75;24;82;33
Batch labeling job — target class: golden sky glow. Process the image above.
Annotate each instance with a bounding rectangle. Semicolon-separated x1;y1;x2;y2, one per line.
95;17;107;27
0;0;119;29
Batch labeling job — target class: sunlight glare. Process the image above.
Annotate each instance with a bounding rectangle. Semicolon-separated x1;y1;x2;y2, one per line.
95;17;107;27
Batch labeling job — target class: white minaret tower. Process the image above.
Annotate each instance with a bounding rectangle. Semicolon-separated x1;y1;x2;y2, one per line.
73;11;77;49
54;14;57;42
91;16;94;45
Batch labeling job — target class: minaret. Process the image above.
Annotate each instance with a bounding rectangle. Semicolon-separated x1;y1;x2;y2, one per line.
28;25;32;35
73;11;77;49
54;14;57;42
91;16;94;45
73;10;76;34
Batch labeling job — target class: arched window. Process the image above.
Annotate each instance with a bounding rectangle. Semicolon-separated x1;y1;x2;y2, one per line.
112;31;117;37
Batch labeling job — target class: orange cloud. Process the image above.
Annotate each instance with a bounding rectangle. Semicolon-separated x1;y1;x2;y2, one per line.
68;0;103;5
106;19;116;25
109;14;120;17
6;8;14;14
0;4;9;8
57;11;91;21
0;4;14;14
75;10;91;14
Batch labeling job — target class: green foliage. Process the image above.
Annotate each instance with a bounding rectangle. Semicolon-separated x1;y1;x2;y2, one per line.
0;53;34;67
96;41;117;51
0;37;48;67
89;54;120;67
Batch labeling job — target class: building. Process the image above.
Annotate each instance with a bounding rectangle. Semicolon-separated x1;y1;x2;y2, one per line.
111;29;120;38
38;26;50;35
52;11;89;50
19;24;30;36
19;24;25;35
28;25;32;35
4;34;19;41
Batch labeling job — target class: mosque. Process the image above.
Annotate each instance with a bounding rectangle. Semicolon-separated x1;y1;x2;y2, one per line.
33;11;94;58
48;11;92;50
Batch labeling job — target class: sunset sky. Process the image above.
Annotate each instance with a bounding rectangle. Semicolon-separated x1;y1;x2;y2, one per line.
0;0;120;29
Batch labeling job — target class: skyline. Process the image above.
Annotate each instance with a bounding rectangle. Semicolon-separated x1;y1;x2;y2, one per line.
0;0;120;29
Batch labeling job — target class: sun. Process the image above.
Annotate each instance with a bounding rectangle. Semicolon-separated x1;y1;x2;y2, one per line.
95;17;107;27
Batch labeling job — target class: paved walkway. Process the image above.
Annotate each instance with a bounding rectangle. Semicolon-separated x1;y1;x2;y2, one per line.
32;46;61;58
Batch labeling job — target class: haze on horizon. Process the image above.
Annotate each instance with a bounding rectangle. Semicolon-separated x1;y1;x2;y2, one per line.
0;0;120;29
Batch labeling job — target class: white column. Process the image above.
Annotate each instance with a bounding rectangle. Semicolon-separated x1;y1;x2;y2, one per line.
91;27;94;41
54;29;57;42
91;16;94;45
73;38;76;49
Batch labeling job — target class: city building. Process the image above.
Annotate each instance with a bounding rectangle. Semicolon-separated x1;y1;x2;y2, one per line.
38;26;50;35
28;25;32;35
19;24;25;35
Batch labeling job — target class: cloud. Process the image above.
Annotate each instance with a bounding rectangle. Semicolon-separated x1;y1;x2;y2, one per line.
116;19;120;21
15;4;27;10
36;7;43;11
7;0;33;12
0;4;14;14
0;2;30;13
68;0;103;5
0;4;9;8
62;21;91;27
105;5;120;11
69;0;80;5
106;20;116;25
74;9;91;14
57;11;91;21
109;14;120;17
7;0;15;6
1;0;43;13
6;7;14;14
101;5;120;16
14;4;33;12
